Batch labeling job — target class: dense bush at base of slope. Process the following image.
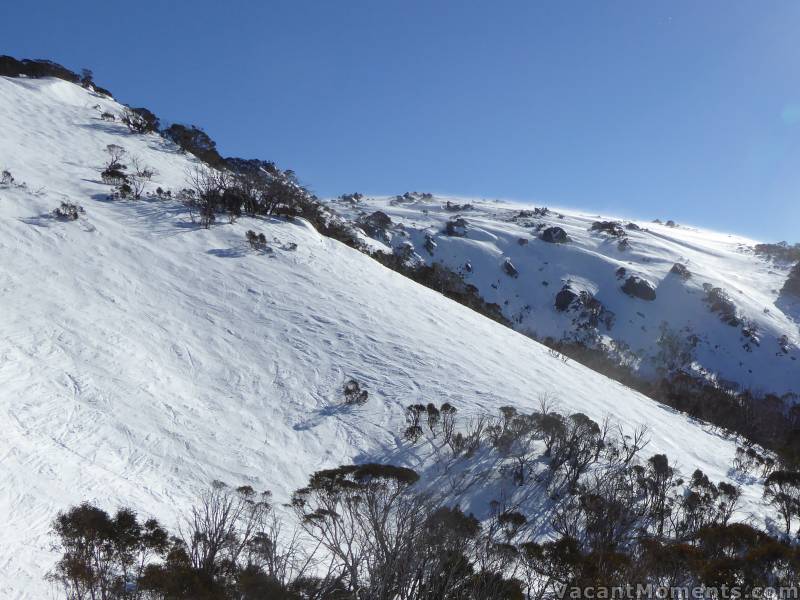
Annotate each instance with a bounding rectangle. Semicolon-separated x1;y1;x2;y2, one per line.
544;338;800;468
48;401;800;599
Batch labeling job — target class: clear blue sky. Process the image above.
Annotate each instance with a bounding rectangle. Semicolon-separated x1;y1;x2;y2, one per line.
2;1;798;241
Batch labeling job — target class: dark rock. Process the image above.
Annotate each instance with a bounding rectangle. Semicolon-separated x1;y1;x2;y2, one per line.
503;258;519;278
517;238;529;246
541;226;569;244
615;267;627;280
358;211;393;242
444;217;468;237
555;287;578;311
590;221;625;237
363;210;391;229
625;222;641;231
424;234;437;255
444;200;473;211
621;276;657;301
555;286;615;330
670;263;691;281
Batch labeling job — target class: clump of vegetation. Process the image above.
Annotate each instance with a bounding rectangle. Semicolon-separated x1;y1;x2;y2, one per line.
343;379;369;404
101;144;128;184
49;388;800;600
121;107;160;134
98;145;151;199
245;230;268;250
0;55;114;96
165;123;224;166
52;202;84;220
754;241;800;263
783;262;800;297
670;262;691;280
371;252;508;325
703;285;739;326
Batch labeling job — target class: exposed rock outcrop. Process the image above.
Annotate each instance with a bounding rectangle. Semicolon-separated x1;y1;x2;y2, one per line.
541;226;568;244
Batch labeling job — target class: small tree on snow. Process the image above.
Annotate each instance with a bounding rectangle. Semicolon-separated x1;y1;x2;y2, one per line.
246;230;268;250
105;144;126;169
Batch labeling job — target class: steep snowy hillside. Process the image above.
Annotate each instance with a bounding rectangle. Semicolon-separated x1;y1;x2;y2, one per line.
0;76;782;597
332;194;800;397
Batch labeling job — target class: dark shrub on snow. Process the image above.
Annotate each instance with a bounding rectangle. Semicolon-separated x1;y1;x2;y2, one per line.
121;107;160;134
101;167;128;185
165;123;224;166
704;286;739;325
52;202;84;220
246;230;268;250
670;263;691;281
621;276;656;301
754;242;800;263
0;56;114;97
343;379;369;405
0;55;79;82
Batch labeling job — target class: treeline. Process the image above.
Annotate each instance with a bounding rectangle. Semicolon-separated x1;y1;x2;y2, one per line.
49;401;800;599
0;55;112;96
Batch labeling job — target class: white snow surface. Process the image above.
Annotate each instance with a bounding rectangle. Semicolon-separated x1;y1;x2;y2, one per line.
0;76;786;597
331;195;800;396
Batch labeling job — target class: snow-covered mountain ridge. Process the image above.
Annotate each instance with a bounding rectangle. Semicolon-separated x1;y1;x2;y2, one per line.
331;194;800;397
0;75;791;597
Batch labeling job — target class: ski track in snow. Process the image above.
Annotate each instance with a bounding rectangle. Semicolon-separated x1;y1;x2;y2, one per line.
0;76;790;597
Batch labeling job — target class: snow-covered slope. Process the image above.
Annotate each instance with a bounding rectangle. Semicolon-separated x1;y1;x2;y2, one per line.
332;194;800;396
0;76;781;597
